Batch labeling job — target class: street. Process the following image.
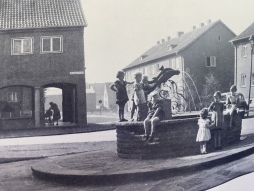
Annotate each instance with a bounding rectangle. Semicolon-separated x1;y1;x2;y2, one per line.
0;116;253;190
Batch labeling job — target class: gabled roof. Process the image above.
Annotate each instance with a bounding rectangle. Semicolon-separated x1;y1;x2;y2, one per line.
124;20;234;70
0;0;87;30
231;21;254;42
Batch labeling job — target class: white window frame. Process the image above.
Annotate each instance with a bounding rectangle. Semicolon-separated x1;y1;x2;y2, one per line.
206;56;216;67
7;92;18;102
241;74;247;87
242;45;247;57
151;64;156;74
41;36;63;54
171;58;176;69
11;37;33;55
176;57;181;69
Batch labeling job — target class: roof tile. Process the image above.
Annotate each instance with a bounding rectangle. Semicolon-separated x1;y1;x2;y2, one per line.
0;0;87;30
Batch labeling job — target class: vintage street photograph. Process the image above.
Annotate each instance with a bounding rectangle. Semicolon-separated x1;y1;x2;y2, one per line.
0;0;254;190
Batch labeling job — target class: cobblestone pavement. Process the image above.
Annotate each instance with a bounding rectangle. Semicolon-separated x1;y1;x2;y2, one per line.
0;141;253;191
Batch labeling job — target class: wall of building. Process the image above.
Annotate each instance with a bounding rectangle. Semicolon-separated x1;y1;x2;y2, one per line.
0;27;87;126
181;22;235;95
234;40;254;102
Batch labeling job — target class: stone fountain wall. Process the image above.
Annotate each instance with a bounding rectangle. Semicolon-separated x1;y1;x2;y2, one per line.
115;113;242;159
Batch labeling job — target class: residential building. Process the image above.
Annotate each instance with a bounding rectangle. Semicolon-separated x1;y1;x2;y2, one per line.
123;20;236;109
0;0;87;129
230;22;254;105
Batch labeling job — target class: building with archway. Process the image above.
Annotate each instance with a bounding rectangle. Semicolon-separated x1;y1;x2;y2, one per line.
0;0;87;129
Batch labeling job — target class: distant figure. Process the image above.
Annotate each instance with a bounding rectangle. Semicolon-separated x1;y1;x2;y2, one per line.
44;109;53;126
110;70;133;122
49;102;61;125
209;91;224;150
196;108;214;154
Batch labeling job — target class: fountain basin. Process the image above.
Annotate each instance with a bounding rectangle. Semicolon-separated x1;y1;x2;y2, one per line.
115;114;242;159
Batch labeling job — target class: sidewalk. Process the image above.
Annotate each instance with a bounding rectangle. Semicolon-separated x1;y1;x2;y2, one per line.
31;131;254;185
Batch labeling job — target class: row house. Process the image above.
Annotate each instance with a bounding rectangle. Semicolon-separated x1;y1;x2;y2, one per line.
0;0;87;129
123;20;236;109
230;22;254;106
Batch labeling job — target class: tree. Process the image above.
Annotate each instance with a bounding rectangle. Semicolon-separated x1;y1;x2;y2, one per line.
201;72;221;107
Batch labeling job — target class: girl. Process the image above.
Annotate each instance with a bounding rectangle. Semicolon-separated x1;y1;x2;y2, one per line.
48;102;61;126
143;92;165;143
133;72;147;121
110;71;133;122
196;108;214;154
209;91;224;149
226;85;239;128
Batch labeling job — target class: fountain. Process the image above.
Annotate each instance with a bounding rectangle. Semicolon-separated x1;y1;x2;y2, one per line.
115;67;243;159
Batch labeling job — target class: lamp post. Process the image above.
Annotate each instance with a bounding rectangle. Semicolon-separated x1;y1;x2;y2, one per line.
248;35;254;116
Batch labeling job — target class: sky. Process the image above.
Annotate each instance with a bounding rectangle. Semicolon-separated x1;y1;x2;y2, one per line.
81;0;254;83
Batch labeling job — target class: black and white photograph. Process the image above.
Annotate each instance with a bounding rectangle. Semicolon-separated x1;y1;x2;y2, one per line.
0;0;254;190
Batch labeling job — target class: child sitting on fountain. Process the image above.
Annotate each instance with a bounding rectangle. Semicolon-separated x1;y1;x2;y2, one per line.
226;85;240;128
209;91;224;150
142;92;165;143
196;108;214;154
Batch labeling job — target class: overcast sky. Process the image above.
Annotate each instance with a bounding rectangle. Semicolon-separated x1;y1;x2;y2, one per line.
81;0;254;83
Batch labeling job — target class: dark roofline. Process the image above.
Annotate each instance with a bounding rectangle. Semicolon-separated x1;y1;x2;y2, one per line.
124;20;235;70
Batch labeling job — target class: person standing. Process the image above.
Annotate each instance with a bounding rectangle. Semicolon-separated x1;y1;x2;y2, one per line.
110;70;133;122
49;102;61;126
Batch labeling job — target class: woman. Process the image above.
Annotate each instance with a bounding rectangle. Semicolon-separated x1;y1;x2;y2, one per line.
49;102;61;125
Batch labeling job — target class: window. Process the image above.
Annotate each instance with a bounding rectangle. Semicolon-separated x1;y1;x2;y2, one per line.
206;56;216;67
7;92;18;102
241;74;247;87
41;36;62;53
176;57;181;69
242;45;247;57
151;64;156;74
12;38;33;55
171;58;176;69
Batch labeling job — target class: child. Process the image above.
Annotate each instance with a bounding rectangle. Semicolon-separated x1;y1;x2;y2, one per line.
44;109;53;126
196;108;214;154
142;92;165;142
130;93;137;121
110;71;133;122
209;91;224;149
133;72;147;121
142;75;152;101
226;85;239;128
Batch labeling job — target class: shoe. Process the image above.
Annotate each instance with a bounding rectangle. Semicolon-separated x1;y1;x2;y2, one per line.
217;146;222;150
119;119;124;122
122;118;128;122
131;118;134;122
146;136;154;143
140;134;149;141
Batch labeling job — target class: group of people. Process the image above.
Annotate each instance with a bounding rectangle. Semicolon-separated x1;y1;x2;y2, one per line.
110;70;165;143
196;85;242;154
44;102;61;126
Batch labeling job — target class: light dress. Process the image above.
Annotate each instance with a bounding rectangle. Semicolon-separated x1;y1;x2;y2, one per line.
196;118;211;142
133;82;146;105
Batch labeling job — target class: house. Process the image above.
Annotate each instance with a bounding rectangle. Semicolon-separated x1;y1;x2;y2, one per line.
86;85;96;112
0;0;87;129
104;83;117;111
230;22;254;106
89;83;105;109
123;20;236;109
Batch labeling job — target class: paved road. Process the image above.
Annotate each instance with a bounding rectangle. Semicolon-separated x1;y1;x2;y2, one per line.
0;117;254;190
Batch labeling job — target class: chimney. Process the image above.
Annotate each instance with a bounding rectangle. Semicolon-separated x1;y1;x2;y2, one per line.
192;26;196;31
167;36;171;41
200;23;204;27
157;41;160;45
177;32;184;37
161;39;165;43
207;19;211;24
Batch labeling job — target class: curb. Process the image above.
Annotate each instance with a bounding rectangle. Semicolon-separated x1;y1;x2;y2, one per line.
31;144;254;185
